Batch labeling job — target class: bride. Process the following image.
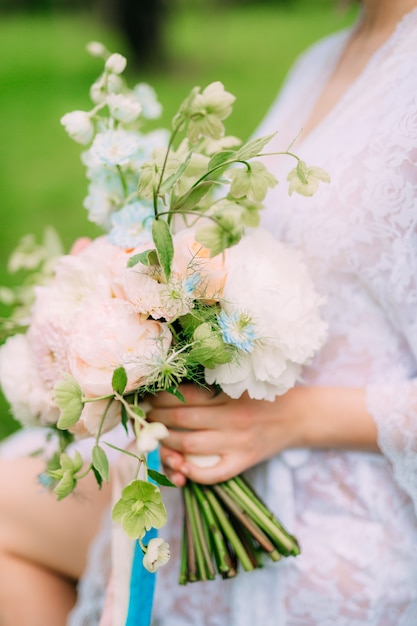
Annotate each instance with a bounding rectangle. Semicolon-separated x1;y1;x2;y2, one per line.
1;0;417;624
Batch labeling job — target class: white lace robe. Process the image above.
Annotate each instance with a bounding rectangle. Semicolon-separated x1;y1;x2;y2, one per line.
70;8;417;626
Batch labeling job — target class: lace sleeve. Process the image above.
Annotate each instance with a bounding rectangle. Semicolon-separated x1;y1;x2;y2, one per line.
366;207;417;512
367;381;417;512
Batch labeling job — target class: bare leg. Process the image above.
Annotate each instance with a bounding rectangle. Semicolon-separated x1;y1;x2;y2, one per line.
0;456;111;625
0;552;76;626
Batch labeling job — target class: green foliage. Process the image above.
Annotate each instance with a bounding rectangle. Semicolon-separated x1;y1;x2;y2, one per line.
112;479;168;539
92;444;110;483
112;366;128;395
152;219;174;281
54;375;84;429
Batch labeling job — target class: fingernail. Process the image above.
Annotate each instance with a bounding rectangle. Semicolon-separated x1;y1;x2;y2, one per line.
165;456;176;469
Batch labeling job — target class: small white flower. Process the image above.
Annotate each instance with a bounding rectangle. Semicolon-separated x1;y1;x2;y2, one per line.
108;201;154;248
133;83;162;119
60;111;94;145
90;130;141;166
107;73;124;94
107;93;142;123
90;75;107;104
105;53;127;75
136;422;169;454
143;538;171;573
86;41;108;58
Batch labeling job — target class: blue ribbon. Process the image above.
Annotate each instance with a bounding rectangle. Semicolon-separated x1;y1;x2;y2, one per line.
125;448;160;626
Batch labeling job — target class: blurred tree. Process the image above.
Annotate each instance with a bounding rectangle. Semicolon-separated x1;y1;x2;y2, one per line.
98;0;168;69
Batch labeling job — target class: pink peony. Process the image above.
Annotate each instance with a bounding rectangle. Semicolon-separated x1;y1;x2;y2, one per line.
70;398;122;438
68;298;172;397
0;334;59;426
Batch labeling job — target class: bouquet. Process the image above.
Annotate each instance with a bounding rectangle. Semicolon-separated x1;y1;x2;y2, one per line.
0;43;329;582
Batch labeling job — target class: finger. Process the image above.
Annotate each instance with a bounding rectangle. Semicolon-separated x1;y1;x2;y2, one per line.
149;384;227;408
163;428;234;458
159;446;187;473
159;446;188;487
147;406;207;430
184;454;247;485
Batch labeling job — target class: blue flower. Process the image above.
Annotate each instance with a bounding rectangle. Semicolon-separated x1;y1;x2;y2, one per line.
217;309;258;353
109;202;154;248
183;272;201;295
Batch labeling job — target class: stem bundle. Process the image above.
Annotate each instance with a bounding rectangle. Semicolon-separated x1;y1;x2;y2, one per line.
180;474;300;584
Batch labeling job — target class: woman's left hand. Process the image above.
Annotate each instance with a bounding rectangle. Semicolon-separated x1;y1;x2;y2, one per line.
147;384;308;486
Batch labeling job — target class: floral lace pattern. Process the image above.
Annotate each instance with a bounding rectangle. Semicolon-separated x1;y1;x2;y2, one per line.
73;8;417;625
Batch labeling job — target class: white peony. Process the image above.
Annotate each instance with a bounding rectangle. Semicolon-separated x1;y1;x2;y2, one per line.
205;228;328;400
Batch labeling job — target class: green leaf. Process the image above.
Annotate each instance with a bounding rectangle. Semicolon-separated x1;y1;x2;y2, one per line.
296;159;309;184
121;403;129;433
148;468;177;488
92;465;103;489
235;132;276;161
208;150;236;170
131;406;146;419
152;219;174;281
172;180;215;213
92;445;110;483
166;386;186;403
54;470;77;501
159;152;192;195
112;366;128;395
54;375;83;430
127;249;159;268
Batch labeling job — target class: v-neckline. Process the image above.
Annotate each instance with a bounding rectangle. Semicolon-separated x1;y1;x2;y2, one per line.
296;5;417;150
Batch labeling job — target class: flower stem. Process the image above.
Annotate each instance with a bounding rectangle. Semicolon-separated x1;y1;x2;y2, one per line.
182;488;198;582
191;483;235;577
235;475;299;546
183;483;211;581
225;479;299;556
213;483;281;560
179;518;189;585
202;486;255;572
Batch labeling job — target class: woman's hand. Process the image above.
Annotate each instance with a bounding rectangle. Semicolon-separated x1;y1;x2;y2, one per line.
148;383;379;486
147;384;310;485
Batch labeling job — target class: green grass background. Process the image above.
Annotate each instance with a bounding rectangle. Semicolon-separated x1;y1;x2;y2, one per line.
0;2;357;439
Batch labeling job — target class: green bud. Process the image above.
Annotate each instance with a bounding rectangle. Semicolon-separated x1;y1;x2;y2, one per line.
189;323;233;368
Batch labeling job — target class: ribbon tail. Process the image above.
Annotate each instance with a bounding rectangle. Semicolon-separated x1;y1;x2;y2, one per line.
125;448;161;626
